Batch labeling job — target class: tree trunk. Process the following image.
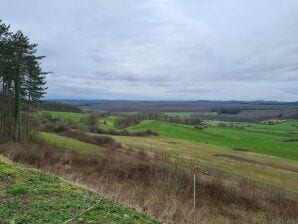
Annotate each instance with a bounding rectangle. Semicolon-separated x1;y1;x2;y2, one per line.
26;94;30;141
13;78;20;142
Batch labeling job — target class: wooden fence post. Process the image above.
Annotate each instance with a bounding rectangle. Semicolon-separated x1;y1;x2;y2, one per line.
193;166;199;209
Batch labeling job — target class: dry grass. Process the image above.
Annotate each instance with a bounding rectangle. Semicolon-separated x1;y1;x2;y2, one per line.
0;142;297;224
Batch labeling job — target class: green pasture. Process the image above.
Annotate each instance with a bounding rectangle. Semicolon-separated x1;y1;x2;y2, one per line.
127;120;298;160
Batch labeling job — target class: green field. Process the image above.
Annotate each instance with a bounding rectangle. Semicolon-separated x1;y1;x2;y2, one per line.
39;111;85;122
40;132;102;154
0;156;158;224
127;120;298;160
35;114;298;193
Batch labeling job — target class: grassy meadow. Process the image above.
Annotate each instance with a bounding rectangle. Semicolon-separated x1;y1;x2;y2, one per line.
36;113;298;193
127;120;298;160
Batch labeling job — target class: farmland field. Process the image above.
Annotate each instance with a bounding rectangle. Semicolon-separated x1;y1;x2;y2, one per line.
4;110;298;222
127;120;298;160
87;116;298;193
37;112;298;193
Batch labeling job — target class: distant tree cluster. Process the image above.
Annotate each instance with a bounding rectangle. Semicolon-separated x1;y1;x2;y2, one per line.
213;108;242;115
0;20;48;142
117;112;202;129
37;101;82;113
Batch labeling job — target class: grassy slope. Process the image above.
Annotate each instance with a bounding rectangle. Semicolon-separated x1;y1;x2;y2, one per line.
40;132;102;154
32;130;298;193
39;111;85;122
127;120;298;160
0;156;158;224
110;134;298;193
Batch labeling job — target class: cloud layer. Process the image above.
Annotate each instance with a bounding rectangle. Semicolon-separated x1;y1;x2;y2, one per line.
1;0;298;100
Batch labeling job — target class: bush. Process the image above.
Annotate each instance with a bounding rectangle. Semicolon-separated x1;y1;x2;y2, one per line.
84;113;100;126
40;111;52;121
233;147;248;152
59;130;121;149
95;128;158;137
43;118;70;133
194;124;207;130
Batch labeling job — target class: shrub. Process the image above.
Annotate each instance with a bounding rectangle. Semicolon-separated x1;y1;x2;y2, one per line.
59;130;121;149
233;147;248;152
42;118;70;133
84;113;100;126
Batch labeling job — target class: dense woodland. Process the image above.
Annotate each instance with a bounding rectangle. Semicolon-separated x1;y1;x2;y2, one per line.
37;101;82;113
117;112;202;128
0;20;48;142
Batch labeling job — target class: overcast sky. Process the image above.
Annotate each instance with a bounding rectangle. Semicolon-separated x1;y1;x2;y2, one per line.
1;0;298;101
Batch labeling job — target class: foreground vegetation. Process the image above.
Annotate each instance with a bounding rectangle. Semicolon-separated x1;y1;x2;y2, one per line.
0;156;158;224
1;142;297;224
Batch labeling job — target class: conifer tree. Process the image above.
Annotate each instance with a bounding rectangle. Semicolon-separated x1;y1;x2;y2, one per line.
0;20;48;142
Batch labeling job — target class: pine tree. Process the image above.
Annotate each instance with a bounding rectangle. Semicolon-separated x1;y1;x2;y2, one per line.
0;20;48;142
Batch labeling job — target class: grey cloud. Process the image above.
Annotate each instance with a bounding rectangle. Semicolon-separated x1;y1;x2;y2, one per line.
1;0;298;100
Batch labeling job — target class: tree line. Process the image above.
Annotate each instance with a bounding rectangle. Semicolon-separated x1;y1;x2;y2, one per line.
37;101;82;113
0;20;48;142
117;112;202;129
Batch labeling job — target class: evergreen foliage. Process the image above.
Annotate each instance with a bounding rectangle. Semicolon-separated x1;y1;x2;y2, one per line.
0;20;48;142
